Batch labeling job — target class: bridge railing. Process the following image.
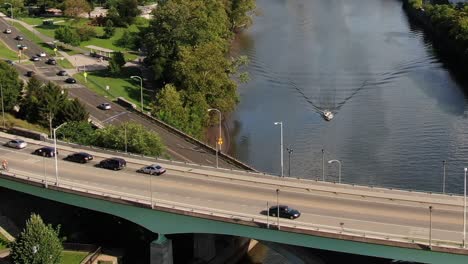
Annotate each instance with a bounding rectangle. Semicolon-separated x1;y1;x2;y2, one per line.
1;170;464;251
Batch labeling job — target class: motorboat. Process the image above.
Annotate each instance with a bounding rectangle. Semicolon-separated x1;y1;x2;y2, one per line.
322;110;334;121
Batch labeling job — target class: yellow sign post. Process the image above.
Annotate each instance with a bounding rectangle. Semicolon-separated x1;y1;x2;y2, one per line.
83;71;88;83
217;137;223;146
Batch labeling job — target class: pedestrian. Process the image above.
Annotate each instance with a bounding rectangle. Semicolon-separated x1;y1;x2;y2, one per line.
2;159;8;171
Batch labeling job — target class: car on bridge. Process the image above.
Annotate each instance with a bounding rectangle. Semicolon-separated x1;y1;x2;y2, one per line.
268;205;301;219
33;146;57;157
98;158;126;170
64;152;94;163
137;164;166;175
6;139;27;149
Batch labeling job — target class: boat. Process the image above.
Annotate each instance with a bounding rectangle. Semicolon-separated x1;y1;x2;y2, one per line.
322;110;334;121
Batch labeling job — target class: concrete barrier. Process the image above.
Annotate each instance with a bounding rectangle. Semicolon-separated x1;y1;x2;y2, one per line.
116;97;136;110
6;127;48;141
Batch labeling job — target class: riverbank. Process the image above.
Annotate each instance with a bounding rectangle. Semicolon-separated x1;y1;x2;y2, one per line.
402;0;468;68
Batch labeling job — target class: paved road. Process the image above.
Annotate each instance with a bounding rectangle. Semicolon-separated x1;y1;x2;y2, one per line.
0;133;465;247
0;18;245;169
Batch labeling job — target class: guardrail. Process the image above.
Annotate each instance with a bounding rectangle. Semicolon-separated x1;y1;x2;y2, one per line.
1;170;465;253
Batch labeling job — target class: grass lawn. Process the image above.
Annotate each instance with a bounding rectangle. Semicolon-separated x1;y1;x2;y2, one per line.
4;113;49;134
0;40;19;60
73;68;152;110
0;232;11;250
61;250;89;264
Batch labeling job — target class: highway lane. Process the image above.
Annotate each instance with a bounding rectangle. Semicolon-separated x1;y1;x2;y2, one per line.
0;17;243;169
0;136;465;244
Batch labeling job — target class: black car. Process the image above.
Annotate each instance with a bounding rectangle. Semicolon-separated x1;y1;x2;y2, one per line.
98;158;126;170
65;78;76;84
33;146;57;157
14;35;23;41
64;152;93;163
30;56;40;62
26;71;35;77
46;58;56;65
57;70;68;76
268;205;301;219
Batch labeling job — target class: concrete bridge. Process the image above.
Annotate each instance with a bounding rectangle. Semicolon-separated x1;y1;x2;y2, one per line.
0;133;467;263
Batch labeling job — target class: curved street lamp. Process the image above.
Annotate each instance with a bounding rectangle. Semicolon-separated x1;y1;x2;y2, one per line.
130;75;143;112
53;122;67;185
328;159;342;183
274;122;283;177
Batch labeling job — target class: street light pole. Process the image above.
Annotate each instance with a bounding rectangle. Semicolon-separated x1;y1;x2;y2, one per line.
464;168;467;248
53;122;67;185
443;160;446;194
5;3;13;20
0;84;5;128
276;189;280;230
130;76;143;112
328;159;342;183
287;147;293;177
429;206;433;250
322;149;325;181
208;108;222;168
274;122;283;177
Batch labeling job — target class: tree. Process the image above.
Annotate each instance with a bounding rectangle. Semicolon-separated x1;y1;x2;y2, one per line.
0;61;23;111
55;26;80;46
108;51;126;74
57;121;95;145
18;77;43;122
64;0;92;18
56;98;89;124
151;84;189;131
116;0;141;26
76;26;97;41
93;122;165;156
40;82;68;136
103;19;115;39
10;214;63;264
226;0;256;30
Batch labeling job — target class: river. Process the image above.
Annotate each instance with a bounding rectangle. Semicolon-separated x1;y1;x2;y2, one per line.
228;0;468;195
230;0;468;262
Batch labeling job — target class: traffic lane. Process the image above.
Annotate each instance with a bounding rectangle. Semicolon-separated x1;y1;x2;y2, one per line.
0;140;462;236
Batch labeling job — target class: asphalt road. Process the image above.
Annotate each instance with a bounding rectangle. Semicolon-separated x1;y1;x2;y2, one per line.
0;135;465;245
0;18;243;169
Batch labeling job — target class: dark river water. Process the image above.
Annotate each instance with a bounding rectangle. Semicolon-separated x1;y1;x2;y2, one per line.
228;0;468;196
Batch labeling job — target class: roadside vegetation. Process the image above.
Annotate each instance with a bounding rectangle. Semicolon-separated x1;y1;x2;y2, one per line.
0;40;20;60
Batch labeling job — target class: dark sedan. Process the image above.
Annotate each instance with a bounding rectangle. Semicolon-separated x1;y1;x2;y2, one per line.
57;70;68;76
98;158;126;170
64;152;93;163
267;205;301;219
65;78;76;84
33;146;57;157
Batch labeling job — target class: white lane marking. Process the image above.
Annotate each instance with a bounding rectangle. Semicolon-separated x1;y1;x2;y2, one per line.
101;111;129;124
205;159;213;164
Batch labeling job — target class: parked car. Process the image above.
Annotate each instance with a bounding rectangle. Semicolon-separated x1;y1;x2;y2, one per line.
14;35;23;41
64;152;93;163
98;158;126;170
57;70;68;76
46;58;56;65
33;146;57;157
267;205;301;219
30;56;40;62
4;29;11;34
26;71;35;77
137;164;166;175
65;78;76;84
6;139;27;149
38;52;46;57
97;103;111;110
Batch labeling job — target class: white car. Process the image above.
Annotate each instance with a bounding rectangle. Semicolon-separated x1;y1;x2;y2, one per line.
38;52;47;57
4;29;11;34
97;103;111;110
6;139;27;149
137;164;166;175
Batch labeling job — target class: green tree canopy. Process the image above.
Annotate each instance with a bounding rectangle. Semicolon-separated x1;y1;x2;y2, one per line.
57;121;95;145
94;122;165;156
55;26;80;46
151;84;189;130
226;0;256;30
10;214;63;264
0;61;23;111
108;51;126;74
64;0;92;17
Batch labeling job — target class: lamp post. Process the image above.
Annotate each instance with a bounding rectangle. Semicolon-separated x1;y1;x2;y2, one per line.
208;108;222;168
130;75;143;112
443;160;446;194
274;122;283;177
322;149;325;181
429;206;433;250
4;3;13;20
53;122;67;185
286;147;293;177
0;84;5;128
464;168;467;248
328;159;342;183
276;189;280;230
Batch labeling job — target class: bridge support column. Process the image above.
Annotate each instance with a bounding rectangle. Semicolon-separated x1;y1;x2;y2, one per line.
150;234;173;264
193;233;216;262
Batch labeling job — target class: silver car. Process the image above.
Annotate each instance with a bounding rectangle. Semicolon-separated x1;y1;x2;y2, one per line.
137;164;166;175
6;139;27;149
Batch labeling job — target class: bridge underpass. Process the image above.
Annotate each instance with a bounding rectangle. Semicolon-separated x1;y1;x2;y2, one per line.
0;133;468;263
